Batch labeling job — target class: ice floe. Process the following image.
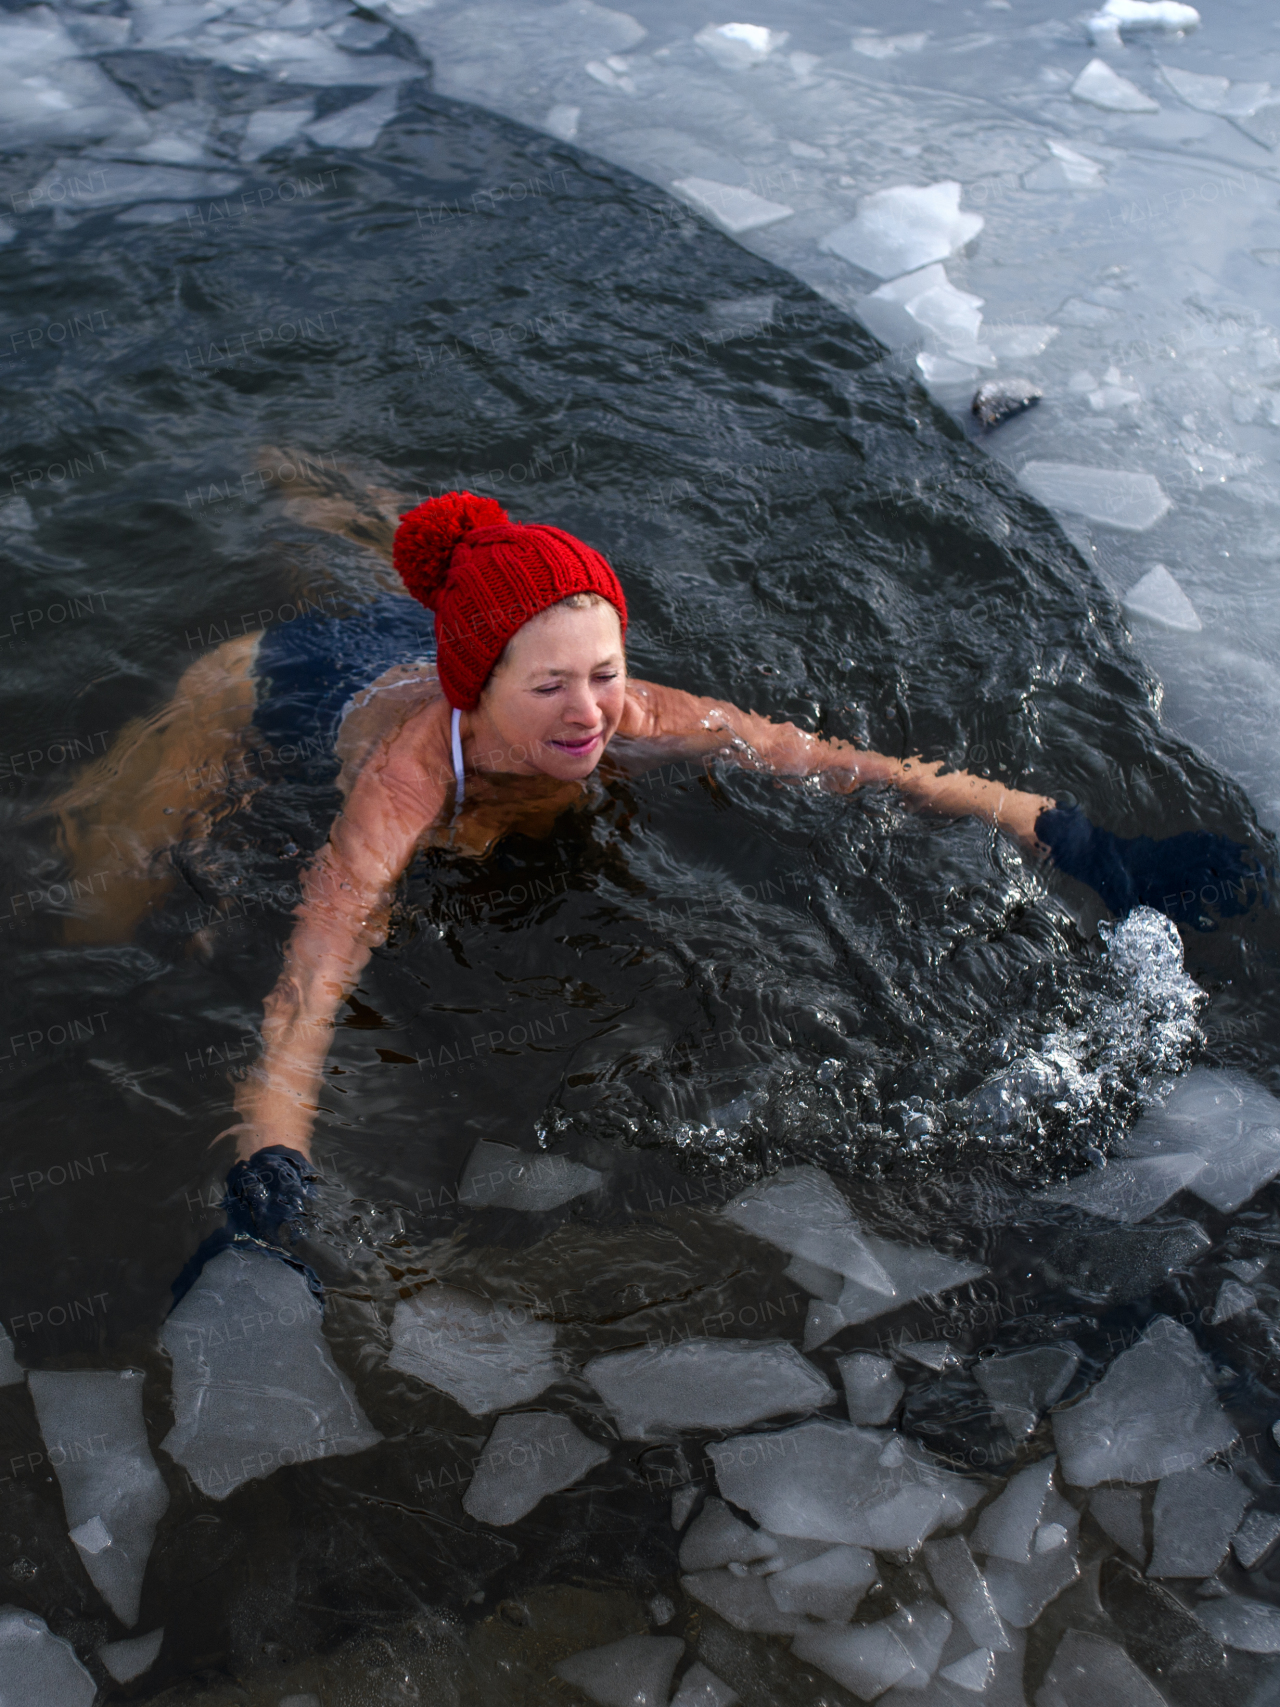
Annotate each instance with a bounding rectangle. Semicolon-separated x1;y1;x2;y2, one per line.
556;1632;684;1707
765;1544;877;1621
1194;1592;1280;1652
305;86;398;149
99;1626;164;1683
1035;1153;1207;1223
1119;1068;1280;1214
1018;462;1171;531
694;23;788;71
722;1168;893;1293
461;1410;609;1525
821;183;983;280
1234;1509;1280;1570
972;1458;1057;1565
838;1353;904;1425
801;1241;986;1353
1160;65;1273;118
1071;60;1160;115
1088;0;1200;43
681;1567;800;1635
28;1368;168;1627
923;1534;1011;1652
387;1283;559;1416
457;1138;602;1211
671;177;794;235
1147;1465;1250;1577
1052;1318;1236;1486
0;1607;95;1705
792;1602;952;1697
851;32;928;60
161;1247;380;1500
583;1338;834;1440
974;1345;1079;1440
1122;564;1203;632
1089;1487;1145;1561
982;1485;1079;1626
1035;1629;1167;1706
678;1497;778;1570
1211;1279;1256;1323
670;1661;740;1707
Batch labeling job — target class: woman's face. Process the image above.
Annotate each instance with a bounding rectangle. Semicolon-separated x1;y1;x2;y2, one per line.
475;601;627;780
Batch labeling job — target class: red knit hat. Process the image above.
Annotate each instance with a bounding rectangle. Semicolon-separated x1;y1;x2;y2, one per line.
392;491;627;710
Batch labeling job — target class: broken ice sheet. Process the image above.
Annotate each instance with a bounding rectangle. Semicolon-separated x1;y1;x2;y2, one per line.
556;1632;684;1706
1018;461;1171;531
583;1338;833;1440
679;1497;777;1570
670;1662;740;1707
1147;1465;1250;1578
458;1138;601;1211
671;177;793;235
766;1544;877;1621
0;1607;95;1705
1194;1593;1280;1652
681;1568;800;1635
1024;141;1106;192
1089;0;1200;40
722;1167;893;1293
28;1369;169;1628
923;1534;1011;1652
1118;1067;1280;1214
838;1352;905;1425
1211;1280;1255;1323
1234;1509;1280;1571
972;1458;1057;1565
305;87;398;150
1122;564;1203;632
1035;1153;1207;1223
973;1345;1079;1440
240;103;315;161
1052;1318;1236;1486
694;22;788;70
461;1411;608;1525
99;1627;163;1684
983;1489;1080;1627
802;1236;985;1351
1161;64;1272;118
388;1283;558;1416
1071;59;1161;115
792;1602;951;1698
161;1247;380;1500
821;182;982;280
1036;1629;1167;1706
1089;1487;1145;1561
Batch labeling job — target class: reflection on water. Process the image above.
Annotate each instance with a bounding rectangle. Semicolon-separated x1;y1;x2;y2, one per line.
1;14;1279;1707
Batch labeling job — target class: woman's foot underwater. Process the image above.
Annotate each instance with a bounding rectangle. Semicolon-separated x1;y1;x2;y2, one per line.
171;1144;322;1309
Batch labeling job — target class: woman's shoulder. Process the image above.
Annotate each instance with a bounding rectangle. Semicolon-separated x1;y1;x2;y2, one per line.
334;659;450;799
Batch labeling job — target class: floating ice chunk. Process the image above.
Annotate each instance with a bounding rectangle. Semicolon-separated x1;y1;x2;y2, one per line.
838;1353;905;1424
1036;1523;1069;1552
1053;1318;1236;1486
919;353;983;385
1018;462;1170;531
1089;1487;1145;1560
555;1633;685;1706
793;1602;952;1698
545;103;581;140
28;1369;168;1627
584;1338;833;1440
905;281;985;351
1071;60;1160;114
822;183;982;280
851;32;929;58
1036;1154;1207;1223
1212;1280;1256;1323
973;1459;1057;1565
1224;1256;1268;1283
1035;1629;1167;1706
1148;1466;1250;1577
974;1346;1079;1440
672;1484;699;1529
0;1607;95;1705
671;1661;740;1707
458;1140;602;1211
671;176;794;234
1119;1068;1280;1214
984;1490;1080;1626
30;162;240;210
941;1647;996;1691
710;1419;982;1549
1121;564;1202;632
387;1283;558;1416
679;1497;779;1571
985;325;1059;360
0;1336;21;1386
804;1237;985;1351
682;1568;801;1633
924;1535;1011;1652
1194;1593;1280;1652
694;23;788;69
240;103;314;161
1234;1509;1280;1570
722;1168;894;1293
99;1627;163;1684
903;1342;964;1373
161;1248;381;1501
585;59;637;93
1160;66;1271;118
305;88;399;150
1088;0;1199;41
462;1410;608;1525
195;30;421;84
766;1544;877;1621
1025;140;1106;191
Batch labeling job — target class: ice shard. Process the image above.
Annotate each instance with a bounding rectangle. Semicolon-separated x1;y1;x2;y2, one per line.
462;1411;609;1526
387;1282;559;1416
583;1338;834;1440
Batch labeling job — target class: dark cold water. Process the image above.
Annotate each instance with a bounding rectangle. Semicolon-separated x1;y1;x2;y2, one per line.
1;41;1280;1707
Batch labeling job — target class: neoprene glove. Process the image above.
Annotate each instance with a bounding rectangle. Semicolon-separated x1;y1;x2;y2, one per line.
1034;802;1267;928
171;1144;321;1308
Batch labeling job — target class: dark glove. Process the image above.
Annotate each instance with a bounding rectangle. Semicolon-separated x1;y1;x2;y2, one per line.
1034;802;1268;928
171;1145;322;1310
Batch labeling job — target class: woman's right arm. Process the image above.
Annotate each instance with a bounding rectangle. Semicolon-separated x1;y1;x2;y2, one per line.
221;706;449;1161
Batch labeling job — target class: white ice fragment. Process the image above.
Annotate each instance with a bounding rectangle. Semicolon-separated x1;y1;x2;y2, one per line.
188;30;420;85
1089;1487;1145;1561
1088;383;1141;411
1035;1629;1168;1706
1212;1280;1256;1323
99;1627;163;1683
1161;65;1272;117
905;282;985;351
1088;0;1199;41
1035;1153;1206;1222
69;1514;112;1555
545;103;581;141
31;162;240;209
1025;140;1106;191
1147;1465;1250;1577
0;1607;95;1705
766;1544;877;1621
1194;1593;1280;1652
682;1568;800;1633
584;1338;833;1439
671;176;793;234
924;1535;1011;1652
555;1633;684;1706
918;353;984;385
1234;1509;1280;1570
804;1237;985;1351
851;33;928;58
462;1411;608;1525
240;103;314;161
793;1602;951;1697
1036;1522;1069;1552
1052;1318;1236;1486
694;22;788;69
1071;60;1160;115
678;1497;779;1571
585;59;636;92
786;1257;843;1302
972;1458;1056;1565
0;1336;22;1386
29;1369;168;1628
984;325;1059;359
672;1484;699;1529
974;1345;1079;1441
940;1647;996;1691
790;51;821;79
983;1490;1079;1626
722;1168;894;1293
1121;564;1202;632
821;182;982;280
902;1342;964;1373
1224;1257;1268;1283
305;87;398;150
1018;462;1170;531
387;1283;558;1416
161;1248;380;1502
838;1353;905;1425
1119;1068;1280;1214
671;1661;740;1707
458;1139;602;1211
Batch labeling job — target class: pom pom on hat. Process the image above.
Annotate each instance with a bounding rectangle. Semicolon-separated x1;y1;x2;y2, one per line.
393;490;509;610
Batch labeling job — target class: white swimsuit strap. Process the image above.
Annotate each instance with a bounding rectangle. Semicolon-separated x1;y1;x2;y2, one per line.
450;706;465;805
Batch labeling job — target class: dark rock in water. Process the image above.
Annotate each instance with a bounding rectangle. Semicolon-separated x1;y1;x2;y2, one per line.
1100;1560;1232;1707
972;378;1043;427
1043;1221;1210;1304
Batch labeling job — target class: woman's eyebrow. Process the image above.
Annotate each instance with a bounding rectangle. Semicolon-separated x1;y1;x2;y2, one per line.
531;654;625;679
